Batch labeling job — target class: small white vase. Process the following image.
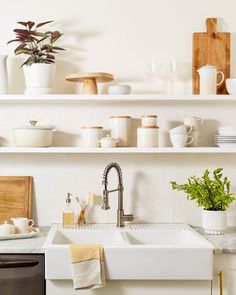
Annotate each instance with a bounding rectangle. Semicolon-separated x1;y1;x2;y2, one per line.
23;63;55;95
0;55;9;94
202;209;227;235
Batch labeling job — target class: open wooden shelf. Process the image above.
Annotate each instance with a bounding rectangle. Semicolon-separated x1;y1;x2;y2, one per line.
0;94;235;103
0;147;235;154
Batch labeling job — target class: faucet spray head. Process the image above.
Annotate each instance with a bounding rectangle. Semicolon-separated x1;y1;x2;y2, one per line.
102;190;110;210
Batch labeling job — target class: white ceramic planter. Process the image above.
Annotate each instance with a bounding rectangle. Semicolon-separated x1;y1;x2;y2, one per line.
13;120;55;147
23;63;55;94
202;209;227;235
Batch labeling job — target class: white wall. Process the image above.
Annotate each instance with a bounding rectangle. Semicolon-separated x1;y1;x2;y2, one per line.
1;0;236;226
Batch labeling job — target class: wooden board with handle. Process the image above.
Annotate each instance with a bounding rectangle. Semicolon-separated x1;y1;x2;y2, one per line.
192;18;230;94
0;176;32;224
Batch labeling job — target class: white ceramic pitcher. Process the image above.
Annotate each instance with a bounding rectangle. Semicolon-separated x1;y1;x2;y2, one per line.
197;64;224;95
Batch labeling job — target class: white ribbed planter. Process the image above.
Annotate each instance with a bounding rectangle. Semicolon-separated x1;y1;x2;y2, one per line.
23;63;55;95
202;209;227;235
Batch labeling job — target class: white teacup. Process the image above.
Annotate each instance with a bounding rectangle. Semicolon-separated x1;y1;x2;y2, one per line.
170;134;193;147
169;124;192;135
11;217;34;233
189;131;205;147
0;221;15;235
184;117;203;131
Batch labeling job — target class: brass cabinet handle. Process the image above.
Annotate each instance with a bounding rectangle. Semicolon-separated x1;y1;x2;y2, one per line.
219;271;223;295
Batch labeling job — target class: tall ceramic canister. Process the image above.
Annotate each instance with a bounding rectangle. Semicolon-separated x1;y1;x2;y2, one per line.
197;64;224;95
110;116;131;147
0;55;9;94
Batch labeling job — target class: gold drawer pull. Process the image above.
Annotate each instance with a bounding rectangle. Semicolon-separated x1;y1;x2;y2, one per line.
219;271;223;295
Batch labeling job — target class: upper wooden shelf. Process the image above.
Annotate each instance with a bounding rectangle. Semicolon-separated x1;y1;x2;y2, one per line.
0;147;235;154
0;94;235;103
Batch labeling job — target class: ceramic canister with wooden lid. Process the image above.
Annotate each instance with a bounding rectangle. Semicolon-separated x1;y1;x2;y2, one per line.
137;126;159;147
110;116;131;147
81;126;103;147
141;115;157;127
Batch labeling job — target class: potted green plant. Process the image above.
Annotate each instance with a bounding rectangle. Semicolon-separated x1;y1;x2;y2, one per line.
8;21;64;94
170;168;235;235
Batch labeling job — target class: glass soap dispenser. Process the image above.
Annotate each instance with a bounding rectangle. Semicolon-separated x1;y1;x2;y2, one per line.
63;193;74;228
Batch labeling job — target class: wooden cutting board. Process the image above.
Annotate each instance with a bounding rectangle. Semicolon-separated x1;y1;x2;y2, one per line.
192;18;230;94
0;176;32;224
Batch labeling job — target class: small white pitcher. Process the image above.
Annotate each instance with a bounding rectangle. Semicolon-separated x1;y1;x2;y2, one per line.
197;64;224;95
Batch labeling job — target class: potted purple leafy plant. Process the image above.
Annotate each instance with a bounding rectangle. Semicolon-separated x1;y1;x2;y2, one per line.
8;21;65;94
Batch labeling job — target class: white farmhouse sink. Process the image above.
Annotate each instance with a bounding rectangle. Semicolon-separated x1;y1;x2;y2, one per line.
44;223;214;280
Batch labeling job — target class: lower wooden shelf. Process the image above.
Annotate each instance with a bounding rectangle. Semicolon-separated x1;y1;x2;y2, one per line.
0;147;235;154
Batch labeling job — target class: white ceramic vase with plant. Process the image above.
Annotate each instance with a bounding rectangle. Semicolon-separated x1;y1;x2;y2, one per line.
8;21;64;94
171;168;235;235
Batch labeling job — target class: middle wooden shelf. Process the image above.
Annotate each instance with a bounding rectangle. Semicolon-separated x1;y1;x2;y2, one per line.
0;147;235;154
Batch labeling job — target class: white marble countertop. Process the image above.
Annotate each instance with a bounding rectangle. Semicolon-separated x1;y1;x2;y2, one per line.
194;226;236;254
0;227;49;254
0;225;236;254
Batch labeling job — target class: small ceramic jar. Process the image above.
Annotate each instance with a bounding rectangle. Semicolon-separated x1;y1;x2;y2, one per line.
98;135;119;148
137;126;159;147
108;84;131;95
141;115;157;127
110;116;131;147
81;126;103;147
0;221;15;235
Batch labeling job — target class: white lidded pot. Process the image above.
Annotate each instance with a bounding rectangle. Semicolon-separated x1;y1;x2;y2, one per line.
0;221;15;235
98;135;119;148
197;64;224;95
13;120;55;147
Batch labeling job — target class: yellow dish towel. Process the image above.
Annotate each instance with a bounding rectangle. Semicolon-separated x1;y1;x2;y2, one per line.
68;244;106;290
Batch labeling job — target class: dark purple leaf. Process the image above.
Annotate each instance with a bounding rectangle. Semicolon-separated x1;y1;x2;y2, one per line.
52;46;65;51
17;21;28;27
47;55;55;59
7;39;21;44
32;31;46;37
27;21;35;30
36;21;53;28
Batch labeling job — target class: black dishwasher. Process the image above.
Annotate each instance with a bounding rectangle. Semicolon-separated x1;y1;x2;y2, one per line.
0;254;45;295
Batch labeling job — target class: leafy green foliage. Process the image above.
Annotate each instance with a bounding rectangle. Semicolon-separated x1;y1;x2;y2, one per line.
170;168;235;211
8;21;65;66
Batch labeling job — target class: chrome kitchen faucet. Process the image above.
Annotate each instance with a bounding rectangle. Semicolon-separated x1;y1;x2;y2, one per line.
102;162;134;227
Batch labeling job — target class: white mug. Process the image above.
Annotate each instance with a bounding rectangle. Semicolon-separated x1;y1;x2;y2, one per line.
169;124;192;135
184;117;203;131
170;134;193;147
189;131;205;147
11;217;34;233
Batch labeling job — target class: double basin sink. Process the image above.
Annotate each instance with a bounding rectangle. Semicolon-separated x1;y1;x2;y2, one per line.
44;223;214;280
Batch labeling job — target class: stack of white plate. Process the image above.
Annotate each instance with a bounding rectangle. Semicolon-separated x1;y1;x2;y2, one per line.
215;126;236;147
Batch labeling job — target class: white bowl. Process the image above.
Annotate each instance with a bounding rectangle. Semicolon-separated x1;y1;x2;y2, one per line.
218;126;236;136
226;78;236;95
108;85;131;95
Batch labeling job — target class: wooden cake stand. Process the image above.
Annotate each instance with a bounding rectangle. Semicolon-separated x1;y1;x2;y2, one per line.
66;72;114;94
